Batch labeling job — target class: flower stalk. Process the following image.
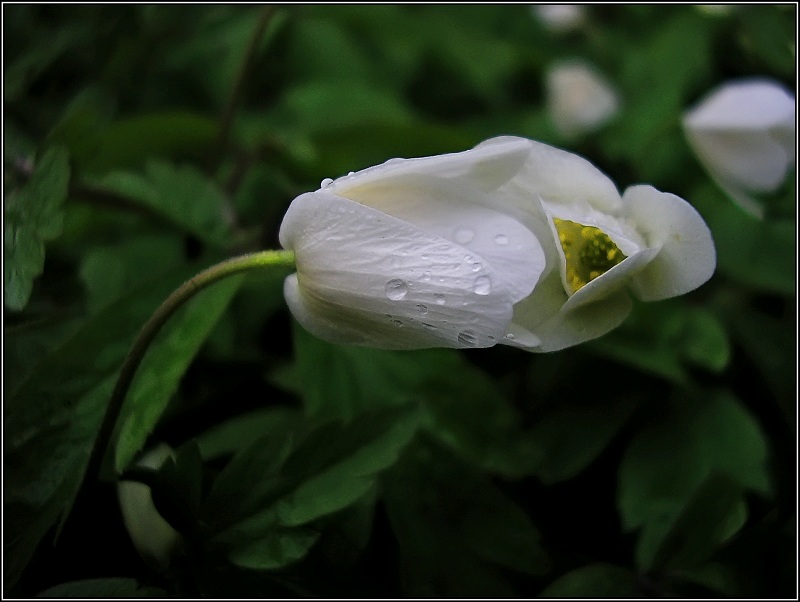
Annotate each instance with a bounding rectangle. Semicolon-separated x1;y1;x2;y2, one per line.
83;249;296;484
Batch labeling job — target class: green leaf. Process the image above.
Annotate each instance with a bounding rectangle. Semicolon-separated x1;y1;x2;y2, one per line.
691;183;795;295
73;112;218;174
95;161;232;246
4;146;71;310
529;395;638;484
149;443;205;537
227;528;320;570
36;577;166;598
79;234;186;314
4;263;199;588
114;273;245;472
736;6;795;76
618;390;771;571
540;564;640;598
293;325;535;477
194;406;304;461
588;301;731;383
651;473;747;571
383;441;549;598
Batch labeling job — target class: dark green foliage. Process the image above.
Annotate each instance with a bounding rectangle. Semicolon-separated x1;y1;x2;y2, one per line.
3;4;794;599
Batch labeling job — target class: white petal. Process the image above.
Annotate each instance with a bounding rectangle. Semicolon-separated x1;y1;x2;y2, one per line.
684;128;794;193
683;79;795;131
475;137;623;214
546;61;620;138
327;136;533;201
334;181;546;303
623;185;716;301
280;191;516;350
507;271;632;352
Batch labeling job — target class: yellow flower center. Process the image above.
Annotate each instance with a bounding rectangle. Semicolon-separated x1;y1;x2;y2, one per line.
553;218;627;294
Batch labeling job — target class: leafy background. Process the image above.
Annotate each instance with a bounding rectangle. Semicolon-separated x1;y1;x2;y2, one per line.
3;4;796;598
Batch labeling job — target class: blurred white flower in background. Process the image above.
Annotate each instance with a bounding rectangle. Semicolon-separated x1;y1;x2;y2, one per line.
532;4;586;33
280;136;715;352
118;444;181;571
683;78;796;217
545;61;621;139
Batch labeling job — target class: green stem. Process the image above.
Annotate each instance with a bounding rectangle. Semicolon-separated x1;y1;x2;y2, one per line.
83;249;296;484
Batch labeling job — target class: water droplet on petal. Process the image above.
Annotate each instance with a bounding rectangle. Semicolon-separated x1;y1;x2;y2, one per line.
391;319;404;327
434;293;446;305
505;333;515;340
471;262;481;272
385;279;408;300
320;177;334;188
421;271;432;282
457;330;479;347
416;304;428;314
422;323;436;330
473;275;491;295
494;234;509;245
464;254;474;263
455;228;475;244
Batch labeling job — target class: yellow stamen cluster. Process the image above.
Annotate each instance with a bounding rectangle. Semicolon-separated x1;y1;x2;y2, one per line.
553;218;627;294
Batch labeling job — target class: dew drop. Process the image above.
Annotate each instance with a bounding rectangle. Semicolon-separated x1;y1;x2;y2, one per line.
320;177;334;188
471;262;482;272
494;234;509;245
385;279;408;300
416;304;428;315
421;271;432;282
505;333;515;340
464;254;474;263
434;293;446;305
391;319;404;327
457;330;479;347
422;323;436;330
454;228;475;244
473;275;491;295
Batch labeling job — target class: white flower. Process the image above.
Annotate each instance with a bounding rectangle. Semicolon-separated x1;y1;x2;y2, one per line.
546;61;621;139
532;4;586;33
117;444;181;570
682;78;796;217
280;136;716;352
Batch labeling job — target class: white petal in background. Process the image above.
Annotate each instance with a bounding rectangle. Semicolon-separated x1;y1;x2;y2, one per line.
545;61;621;139
117;444;181;571
682;78;796;217
532;4;586;33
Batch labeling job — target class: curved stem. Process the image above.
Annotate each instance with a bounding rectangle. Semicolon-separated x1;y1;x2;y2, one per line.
83;249;296;484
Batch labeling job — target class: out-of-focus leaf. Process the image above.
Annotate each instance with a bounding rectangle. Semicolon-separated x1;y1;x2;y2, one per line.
149;442;204;537
4;146;71;310
36;577;167;598
588;301;731;383
95;161;232;245
79;234;186;313
383;441;549;598
292;325;536;477
114;273;245;472
4;263;198;588
4;22;91;101
227;528;320;570
207;405;421;534
74;113;217;174
194;406;304;461
692;183;795;295
539;563;640;598
529;395;638;484
727;305;796;424
736;6;796;75
651;473;746;571
618;390;770;571
205;407;420;572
